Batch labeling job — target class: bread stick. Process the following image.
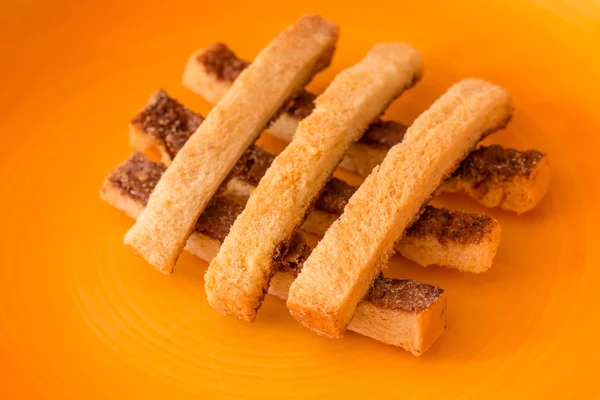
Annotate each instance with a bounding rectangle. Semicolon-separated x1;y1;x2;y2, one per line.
287;79;513;338
439;145;550;213
125;15;339;273
104;149;502;272
205;43;424;322
100;153;447;355
183;44;550;212
183;44;409;176
128;90;501;273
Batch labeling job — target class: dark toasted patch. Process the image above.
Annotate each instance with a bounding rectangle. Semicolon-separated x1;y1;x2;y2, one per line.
407;205;496;245
360;120;408;148
195;197;244;242
365;274;444;312
197;43;249;82
130;89;203;157
230;146;275;186
315;178;357;214
282;90;316;119
106;153;165;205
452;145;545;183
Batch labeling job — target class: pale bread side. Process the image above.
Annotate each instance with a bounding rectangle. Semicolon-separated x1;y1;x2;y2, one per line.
287;79;513;338
205;43;424;322
124;15;339;273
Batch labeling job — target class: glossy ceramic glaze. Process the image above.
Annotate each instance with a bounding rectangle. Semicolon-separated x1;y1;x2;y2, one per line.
1;0;599;397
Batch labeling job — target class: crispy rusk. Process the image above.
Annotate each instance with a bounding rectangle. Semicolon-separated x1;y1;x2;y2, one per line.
100;153;446;356
124;15;339;273
287;79;513;338
205;43;424;322
439;145;550;213
128;90;502;273
183;43;549;212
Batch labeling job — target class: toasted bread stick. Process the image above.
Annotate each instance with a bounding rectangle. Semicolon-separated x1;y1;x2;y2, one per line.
205;43;424;322
183;44;550;212
105;149;502;273
124;15;339;273
100;153;447;355
438;145;550;214
288;79;513;338
128;90;501;273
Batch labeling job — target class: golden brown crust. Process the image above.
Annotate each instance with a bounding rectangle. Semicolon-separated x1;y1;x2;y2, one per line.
100;165;446;355
204;43;424;322
287;79;513;338
125;15;340;273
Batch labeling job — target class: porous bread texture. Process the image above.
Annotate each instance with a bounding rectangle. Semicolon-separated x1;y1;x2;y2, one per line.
124;15;339;273
126;92;502;273
183;46;389;178
303;209;501;274
287;79;513;338
100;177;446;356
183;45;549;213
204;43;424;322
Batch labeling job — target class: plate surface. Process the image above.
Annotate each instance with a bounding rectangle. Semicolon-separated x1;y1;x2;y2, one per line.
1;0;599;398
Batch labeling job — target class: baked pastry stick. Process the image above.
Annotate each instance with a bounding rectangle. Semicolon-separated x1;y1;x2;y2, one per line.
128;90;501;273
288;79;513;338
124;15;339;273
100;153;447;355
205;43;424;322
183;43;550;213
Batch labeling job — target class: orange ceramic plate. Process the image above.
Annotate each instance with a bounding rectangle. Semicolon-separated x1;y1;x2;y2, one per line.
1;0;599;398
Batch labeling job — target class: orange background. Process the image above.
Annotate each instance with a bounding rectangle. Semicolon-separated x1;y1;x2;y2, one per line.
1;0;600;398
